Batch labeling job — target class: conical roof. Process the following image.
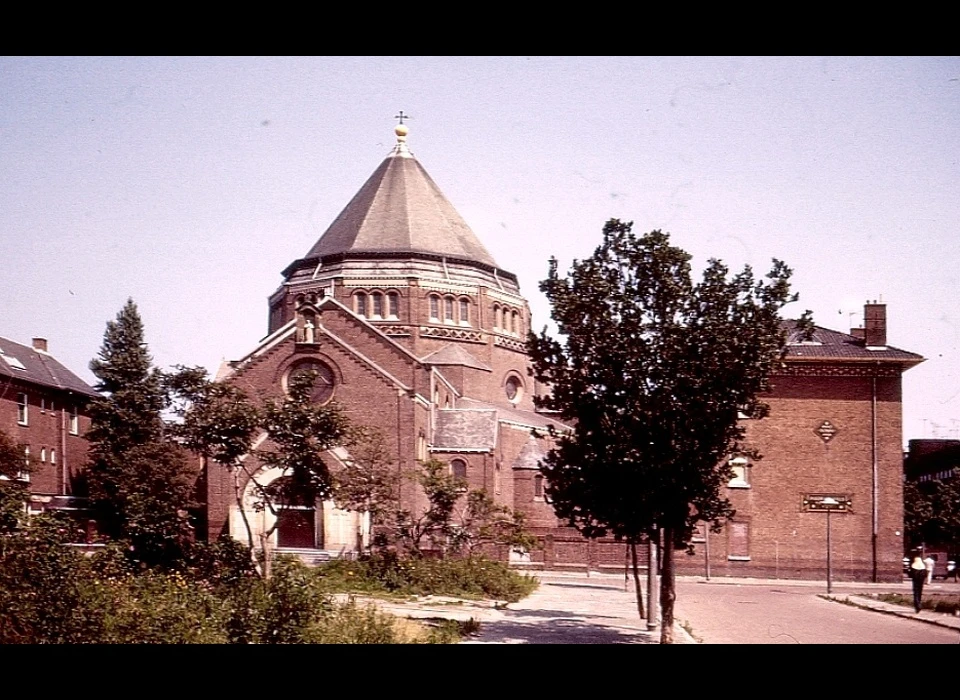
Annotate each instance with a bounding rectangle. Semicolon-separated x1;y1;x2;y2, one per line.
302;125;498;269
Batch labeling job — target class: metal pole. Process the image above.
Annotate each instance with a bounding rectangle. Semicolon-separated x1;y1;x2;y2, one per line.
704;528;711;580
647;532;658;630
827;508;833;594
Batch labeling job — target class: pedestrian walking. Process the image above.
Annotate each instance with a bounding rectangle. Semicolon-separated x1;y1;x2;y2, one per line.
925;553;936;585
910;554;927;613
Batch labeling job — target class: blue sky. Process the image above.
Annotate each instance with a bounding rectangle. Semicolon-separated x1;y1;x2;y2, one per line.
2;56;958;444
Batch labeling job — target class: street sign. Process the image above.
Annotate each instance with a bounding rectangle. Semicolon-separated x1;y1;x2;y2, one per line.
802;494;852;512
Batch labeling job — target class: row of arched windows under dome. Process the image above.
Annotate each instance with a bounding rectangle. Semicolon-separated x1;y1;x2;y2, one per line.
427;293;471;326
493;304;523;336
348;290;525;335
353;291;401;320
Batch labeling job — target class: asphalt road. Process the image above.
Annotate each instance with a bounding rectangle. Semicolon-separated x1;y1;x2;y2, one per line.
674;577;960;644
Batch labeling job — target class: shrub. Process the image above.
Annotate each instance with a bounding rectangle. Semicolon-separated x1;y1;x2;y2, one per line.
313;553;538;602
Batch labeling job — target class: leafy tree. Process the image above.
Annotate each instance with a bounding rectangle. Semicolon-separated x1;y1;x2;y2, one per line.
904;477;960;551
0;429;30;536
85;299;196;568
331;428;401;527
528;220;798;643
366;458;536;559
169;367;351;578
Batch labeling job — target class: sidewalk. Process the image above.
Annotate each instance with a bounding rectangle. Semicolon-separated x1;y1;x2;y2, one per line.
344;571;695;644
823;593;960;632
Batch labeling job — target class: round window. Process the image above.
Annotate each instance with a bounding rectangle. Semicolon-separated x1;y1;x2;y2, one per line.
287;360;336;404
505;375;523;403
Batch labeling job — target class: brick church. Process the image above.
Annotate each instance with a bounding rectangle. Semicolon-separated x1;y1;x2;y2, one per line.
204;123;923;582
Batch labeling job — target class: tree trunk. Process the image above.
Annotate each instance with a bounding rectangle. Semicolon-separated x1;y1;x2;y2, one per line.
659;526;676;644
260;530;272;580
629;539;645;619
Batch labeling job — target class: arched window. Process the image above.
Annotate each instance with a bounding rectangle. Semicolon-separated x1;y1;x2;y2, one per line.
492;304;500;330
459;298;470;326
444;296;455;323
505;374;523;403
371;292;384;318
355;292;368;317
429;295;440;321
511;310;519;335
534;474;545;500
451;459;468;492
387;292;400;319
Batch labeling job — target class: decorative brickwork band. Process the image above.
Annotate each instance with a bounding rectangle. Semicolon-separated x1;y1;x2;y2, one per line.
493;335;528;353
419;326;485;343
774;363;903;378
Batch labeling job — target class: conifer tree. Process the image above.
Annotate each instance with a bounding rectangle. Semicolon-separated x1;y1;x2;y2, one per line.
85;299;195;567
528;220;799;643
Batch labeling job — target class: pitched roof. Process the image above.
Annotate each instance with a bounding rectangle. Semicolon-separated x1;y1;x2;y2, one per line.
300;131;499;269
456;397;573;432
420;343;492;371
782;321;924;366
511;433;548;471
432;409;499;451
0;337;99;397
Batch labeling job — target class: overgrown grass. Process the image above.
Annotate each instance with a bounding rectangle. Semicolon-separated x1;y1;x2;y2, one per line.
313;553;539;603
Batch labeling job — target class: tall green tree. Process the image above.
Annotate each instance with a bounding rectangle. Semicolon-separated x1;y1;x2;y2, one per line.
85;299;196;567
527;220;799;643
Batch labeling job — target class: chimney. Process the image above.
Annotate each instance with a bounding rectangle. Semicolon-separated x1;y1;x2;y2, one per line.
32;337;48;352
864;301;886;348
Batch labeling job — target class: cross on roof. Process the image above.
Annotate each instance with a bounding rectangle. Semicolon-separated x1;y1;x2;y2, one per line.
394;111;411;125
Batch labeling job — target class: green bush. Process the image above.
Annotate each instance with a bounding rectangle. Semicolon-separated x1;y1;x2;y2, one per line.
313;554;538;602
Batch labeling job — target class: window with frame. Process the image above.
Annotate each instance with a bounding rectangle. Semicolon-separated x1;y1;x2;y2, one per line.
493;305;501;330
450;459;468;491
70;406;79;435
387;292;400;319
355;292;368;317
511;310;519;335
429;295;440;321
21;447;30;481
371;292;384;318
534;474;545;501
727;457;750;488
17;393;28;425
444;296;455;323
459;298;470;326
50;449;56;465
727;521;750;561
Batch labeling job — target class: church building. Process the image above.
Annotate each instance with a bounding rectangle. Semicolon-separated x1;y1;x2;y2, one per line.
204;122;923;582
204;123;565;559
